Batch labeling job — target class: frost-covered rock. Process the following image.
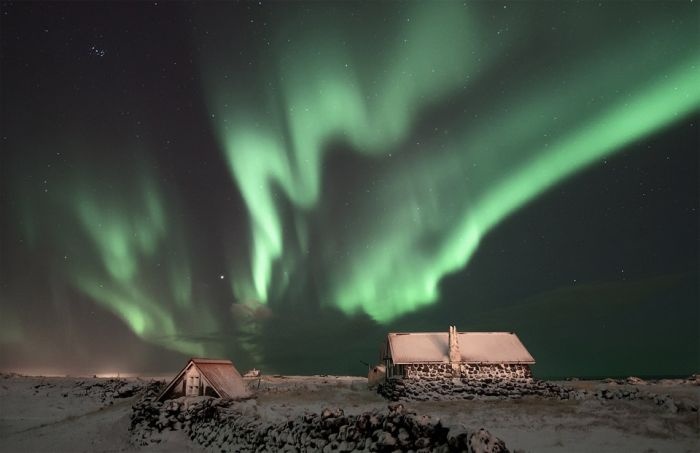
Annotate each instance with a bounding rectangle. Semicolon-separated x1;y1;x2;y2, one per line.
469;428;510;453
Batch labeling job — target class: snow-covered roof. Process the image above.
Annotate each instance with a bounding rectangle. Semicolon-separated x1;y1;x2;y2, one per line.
387;331;535;365
191;358;249;399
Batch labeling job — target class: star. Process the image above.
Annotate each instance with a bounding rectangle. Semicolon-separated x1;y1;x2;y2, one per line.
89;45;106;57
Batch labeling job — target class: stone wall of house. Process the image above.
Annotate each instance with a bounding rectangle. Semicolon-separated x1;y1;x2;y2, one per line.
459;364;532;380
379;376;569;402
403;363;531;380
405;363;453;379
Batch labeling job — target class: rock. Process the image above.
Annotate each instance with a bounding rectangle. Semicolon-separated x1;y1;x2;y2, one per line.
321;407;344;419
447;429;469;449
116;383;139;398
685;374;700;385
376;431;397;447
663;398;678;413
397;427;411;446
677;398;699;412
415;437;431;448
387;403;405;414
468;428;509;453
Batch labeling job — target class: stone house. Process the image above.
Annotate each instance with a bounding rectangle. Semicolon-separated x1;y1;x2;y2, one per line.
382;327;535;380
157;358;250;402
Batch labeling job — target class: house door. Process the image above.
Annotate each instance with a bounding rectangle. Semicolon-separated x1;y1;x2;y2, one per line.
186;371;201;396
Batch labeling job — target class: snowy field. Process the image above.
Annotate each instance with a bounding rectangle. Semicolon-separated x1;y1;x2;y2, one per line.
0;373;697;452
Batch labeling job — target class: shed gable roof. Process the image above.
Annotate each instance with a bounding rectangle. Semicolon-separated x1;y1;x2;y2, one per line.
387;331;535;365
157;357;250;401
192;358;249;399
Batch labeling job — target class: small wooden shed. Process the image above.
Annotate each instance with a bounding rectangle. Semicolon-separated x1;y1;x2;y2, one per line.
156;358;250;402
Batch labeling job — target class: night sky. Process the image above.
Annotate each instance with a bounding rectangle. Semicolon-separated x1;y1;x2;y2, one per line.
1;1;698;378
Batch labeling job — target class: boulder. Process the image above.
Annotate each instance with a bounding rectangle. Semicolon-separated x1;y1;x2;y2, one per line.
376;430;397;447
468;428;509;453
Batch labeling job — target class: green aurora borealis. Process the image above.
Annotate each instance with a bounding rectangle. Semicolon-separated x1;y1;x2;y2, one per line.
1;1;698;376
204;2;700;322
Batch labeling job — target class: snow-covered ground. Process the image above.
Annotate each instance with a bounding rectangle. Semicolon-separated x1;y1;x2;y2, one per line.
0;373;191;452
0;373;697;452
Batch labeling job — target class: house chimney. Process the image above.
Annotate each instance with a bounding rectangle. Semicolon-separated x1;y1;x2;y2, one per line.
448;325;460;363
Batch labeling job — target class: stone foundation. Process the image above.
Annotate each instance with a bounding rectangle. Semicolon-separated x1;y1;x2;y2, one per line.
379;377;566;402
403;363;531;380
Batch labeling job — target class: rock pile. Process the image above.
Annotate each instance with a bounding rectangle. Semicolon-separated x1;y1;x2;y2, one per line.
599;375;700;387
73;378;155;404
131;397;511;452
589;387;698;413
377;378;699;414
